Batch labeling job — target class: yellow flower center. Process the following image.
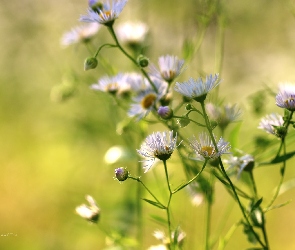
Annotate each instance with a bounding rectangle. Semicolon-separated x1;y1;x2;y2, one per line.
141;93;157;109
100;10;112;19
201;146;214;156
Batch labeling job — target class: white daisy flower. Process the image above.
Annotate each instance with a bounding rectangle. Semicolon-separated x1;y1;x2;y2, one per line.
61;23;100;47
276;83;295;111
137;131;178;173
90;73;128;95
174;74;220;102
116;21;149;45
206;103;241;130
128;77;168;120
258;113;285;137
80;0;128;26
189;132;230;161
149;55;185;83
75;195;100;223
225;154;254;177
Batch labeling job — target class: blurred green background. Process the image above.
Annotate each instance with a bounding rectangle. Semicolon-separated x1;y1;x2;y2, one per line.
1;0;295;249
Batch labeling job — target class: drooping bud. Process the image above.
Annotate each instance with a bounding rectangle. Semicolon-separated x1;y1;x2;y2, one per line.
84;57;98;71
137;54;149;68
115;167;129;182
75;195;100;223
158;106;173;120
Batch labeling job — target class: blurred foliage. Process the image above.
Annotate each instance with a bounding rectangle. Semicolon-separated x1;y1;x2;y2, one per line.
1;0;295;249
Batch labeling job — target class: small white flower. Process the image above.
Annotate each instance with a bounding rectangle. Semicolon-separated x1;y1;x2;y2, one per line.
128;77;168;120
90;73;128;94
225;154;254;177
186;182;204;207
150;55;185;83
174;74;220;102
75;195;100;223
116;21;148;45
276;83;295;110
189;132;230;161
258;113;284;135
137;131;178;172
80;0;128;25
61;23;100;47
206;103;241;130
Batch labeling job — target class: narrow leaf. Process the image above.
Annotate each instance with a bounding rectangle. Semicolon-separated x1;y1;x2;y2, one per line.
251;198;263;212
142;198;166;209
150;214;167;226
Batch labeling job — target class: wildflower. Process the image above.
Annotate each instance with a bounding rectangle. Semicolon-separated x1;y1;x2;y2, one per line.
150;55;185;83
189;132;230;161
114;167;129;182
174;74;220;102
61;23;100;47
158;106;173;119
128;77;168;120
276;83;295;111
258;113;285;138
80;0;128;26
90;73;127;95
225;154;254;177
206;103;241;130
116;21;149;46
75;195;100;223
137;131;178;172
152;228;186;248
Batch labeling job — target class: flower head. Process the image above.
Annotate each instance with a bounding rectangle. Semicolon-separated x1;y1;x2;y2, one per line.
158;106;173;119
116;21;149;46
128;77;168;120
61;23;100;47
137;131;178;172
189;132;230;161
75;195;100;223
174;74;220;102
225;154;254;177
90;73;128;95
206;103;241;130
276;83;295;111
80;0;128;26
150;55;185;83
258;113;285;138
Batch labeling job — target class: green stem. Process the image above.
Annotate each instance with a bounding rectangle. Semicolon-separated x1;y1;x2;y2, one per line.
136;160;143;246
205;173;213;250
200;101;266;249
129;176;164;207
107;26;158;93
163;160;173;249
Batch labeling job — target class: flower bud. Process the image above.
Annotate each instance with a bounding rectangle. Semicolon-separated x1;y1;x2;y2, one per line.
84;57;98;71
177;116;190;128
115;167;129;182
137;54;149;68
185;103;193;110
158;106;173;120
275;126;287;138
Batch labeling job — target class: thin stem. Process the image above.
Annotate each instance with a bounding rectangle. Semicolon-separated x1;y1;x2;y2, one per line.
136;159;143;246
163;160;173;249
107;26;158;93
249;171;258;199
129;176;164;207
200;101;266;248
205;173;213;250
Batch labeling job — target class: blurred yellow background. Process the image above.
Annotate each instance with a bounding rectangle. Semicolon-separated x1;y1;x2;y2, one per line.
1;0;295;249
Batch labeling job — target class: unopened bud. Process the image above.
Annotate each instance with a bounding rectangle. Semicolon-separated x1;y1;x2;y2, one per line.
158;106;173;120
137;54;149;68
275;126;287;138
115;167;129;182
185;103;193;110
84;57;98;71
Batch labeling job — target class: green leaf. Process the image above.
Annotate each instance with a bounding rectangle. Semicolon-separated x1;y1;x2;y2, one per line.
251;198;263;212
259;150;295;166
142;198;166;209
149;214;167;226
265;200;292;212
